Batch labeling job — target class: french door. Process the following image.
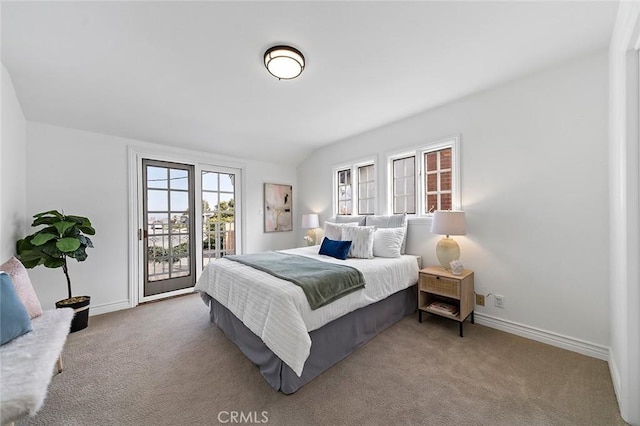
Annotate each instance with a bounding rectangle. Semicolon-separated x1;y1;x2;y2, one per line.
142;160;196;297
133;151;242;304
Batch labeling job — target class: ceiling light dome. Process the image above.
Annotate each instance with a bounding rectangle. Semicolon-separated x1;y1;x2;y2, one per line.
264;45;305;80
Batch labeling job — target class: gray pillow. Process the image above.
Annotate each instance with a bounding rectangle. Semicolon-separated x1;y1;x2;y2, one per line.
365;214;408;254
327;215;367;226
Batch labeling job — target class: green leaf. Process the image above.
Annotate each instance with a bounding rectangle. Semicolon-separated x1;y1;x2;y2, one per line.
56;237;81;253
41;244;63;258
69;246;88;262
32;216;62;227
33;210;63;219
16;237;35;254
79;225;96;236
31;233;58;246
78;235;94;248
20;257;41;269
43;257;65;268
53;221;76;236
66;215;91;225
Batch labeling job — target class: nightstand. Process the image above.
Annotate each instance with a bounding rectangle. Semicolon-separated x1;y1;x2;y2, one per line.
418;266;475;337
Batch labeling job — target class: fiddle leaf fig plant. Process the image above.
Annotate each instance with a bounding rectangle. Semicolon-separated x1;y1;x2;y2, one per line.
17;210;95;301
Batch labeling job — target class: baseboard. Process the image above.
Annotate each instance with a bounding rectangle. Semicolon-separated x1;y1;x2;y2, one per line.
88;300;131;316
474;312;610;361
608;350;622;408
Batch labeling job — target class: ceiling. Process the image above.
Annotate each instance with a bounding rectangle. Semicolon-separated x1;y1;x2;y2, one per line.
1;1;618;166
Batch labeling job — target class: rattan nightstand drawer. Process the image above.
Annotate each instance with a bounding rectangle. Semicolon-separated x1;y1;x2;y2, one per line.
420;274;460;298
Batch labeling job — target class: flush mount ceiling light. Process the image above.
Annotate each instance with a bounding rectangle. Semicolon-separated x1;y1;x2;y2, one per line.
264;45;305;80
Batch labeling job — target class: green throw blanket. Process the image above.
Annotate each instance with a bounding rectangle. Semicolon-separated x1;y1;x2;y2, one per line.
225;252;365;310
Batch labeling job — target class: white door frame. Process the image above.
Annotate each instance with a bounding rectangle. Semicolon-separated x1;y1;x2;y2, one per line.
127;145;244;307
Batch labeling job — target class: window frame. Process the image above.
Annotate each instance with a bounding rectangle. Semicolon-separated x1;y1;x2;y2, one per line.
332;158;377;216
387;136;461;217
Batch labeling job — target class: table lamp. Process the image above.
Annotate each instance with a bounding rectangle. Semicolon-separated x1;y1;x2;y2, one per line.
301;213;320;245
430;210;466;269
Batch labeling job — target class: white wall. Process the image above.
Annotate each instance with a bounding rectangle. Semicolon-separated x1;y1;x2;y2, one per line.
608;2;640;424
0;64;27;261
25;122;297;311
298;51;610;351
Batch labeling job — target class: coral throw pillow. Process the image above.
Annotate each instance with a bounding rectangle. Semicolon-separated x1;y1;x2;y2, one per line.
0;257;43;319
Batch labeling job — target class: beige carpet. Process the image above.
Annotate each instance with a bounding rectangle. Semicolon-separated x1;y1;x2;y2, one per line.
18;293;626;426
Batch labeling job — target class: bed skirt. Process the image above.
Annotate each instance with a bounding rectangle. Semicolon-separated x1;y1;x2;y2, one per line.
204;284;417;394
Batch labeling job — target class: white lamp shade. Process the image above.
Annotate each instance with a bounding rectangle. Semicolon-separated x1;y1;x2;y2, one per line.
430;211;466;236
301;213;319;229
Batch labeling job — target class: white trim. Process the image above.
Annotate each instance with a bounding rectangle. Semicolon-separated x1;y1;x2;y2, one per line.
608;3;640;424
88;300;131;316
138;287;194;304
474;312;609;361
127;145;246;309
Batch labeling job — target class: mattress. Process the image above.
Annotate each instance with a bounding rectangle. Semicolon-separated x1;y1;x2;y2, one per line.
194;245;420;376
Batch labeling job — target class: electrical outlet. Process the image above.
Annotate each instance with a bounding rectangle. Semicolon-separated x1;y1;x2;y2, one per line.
475;294;485;306
495;294;504;308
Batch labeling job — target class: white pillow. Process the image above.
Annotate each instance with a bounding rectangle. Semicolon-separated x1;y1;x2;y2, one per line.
373;227;406;258
365;213;408;254
341;226;375;259
324;221;359;241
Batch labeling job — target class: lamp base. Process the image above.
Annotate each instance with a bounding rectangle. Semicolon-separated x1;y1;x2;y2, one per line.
305;228;324;246
436;237;460;269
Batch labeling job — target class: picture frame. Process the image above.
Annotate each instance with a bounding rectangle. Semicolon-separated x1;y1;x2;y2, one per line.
264;183;292;232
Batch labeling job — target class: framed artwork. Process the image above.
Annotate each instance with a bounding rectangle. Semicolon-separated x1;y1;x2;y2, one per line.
264;183;292;232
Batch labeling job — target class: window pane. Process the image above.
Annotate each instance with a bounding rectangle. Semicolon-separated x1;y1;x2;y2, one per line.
170;191;189;212
406;177;414;195
427;173;437;191
427;194;437;213
394;178;405;196
426;153;437;171
394;198;403;214
202;172;218;191
202;192;218;213
147;190;168;211
170;169;188;190
441;171;452;191
440;148;452;169
406;197;415;214
220;174;234;192
393;160;402;178
441;194;452;210
147;167;168;189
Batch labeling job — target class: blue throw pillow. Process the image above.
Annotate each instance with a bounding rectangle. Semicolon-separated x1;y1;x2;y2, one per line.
0;272;33;345
319;237;352;260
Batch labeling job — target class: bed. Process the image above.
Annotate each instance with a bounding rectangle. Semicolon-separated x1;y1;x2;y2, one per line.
195;218;420;394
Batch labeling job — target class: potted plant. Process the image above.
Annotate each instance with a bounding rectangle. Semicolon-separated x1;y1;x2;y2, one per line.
16;210;95;332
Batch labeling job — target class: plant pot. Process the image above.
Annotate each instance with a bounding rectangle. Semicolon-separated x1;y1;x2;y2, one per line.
56;296;91;333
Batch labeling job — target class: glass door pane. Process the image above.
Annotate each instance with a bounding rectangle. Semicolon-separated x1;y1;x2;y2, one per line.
202;170;236;268
143;159;195;297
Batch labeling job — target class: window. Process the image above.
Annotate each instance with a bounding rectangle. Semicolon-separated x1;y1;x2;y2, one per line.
336;168;352;215
424;147;452;212
389;137;460;215
334;160;376;216
358;164;375;215
392;156;415;214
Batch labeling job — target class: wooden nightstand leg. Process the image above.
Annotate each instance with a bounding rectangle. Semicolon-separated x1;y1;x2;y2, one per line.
471;311;475;324
459;322;463;337
419;310;423;323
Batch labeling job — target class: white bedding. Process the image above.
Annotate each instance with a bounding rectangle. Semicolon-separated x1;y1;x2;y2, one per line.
194;245;420;376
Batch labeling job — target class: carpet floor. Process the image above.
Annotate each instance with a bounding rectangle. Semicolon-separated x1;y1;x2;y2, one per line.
18;293;626;425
